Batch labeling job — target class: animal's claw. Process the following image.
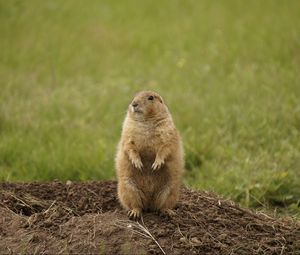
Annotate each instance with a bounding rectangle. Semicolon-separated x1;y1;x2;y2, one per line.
152;158;164;171
127;209;141;220
132;159;143;170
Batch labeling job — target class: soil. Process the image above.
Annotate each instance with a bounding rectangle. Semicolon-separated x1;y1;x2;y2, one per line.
0;180;299;255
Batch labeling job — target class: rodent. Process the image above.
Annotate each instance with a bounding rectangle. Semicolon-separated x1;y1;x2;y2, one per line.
115;91;184;219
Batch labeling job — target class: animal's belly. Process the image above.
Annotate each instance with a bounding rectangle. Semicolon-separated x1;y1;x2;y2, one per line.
140;174;156;192
133;166;168;209
139;148;156;169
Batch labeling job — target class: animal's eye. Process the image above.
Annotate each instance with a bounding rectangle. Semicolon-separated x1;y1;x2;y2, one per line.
148;95;154;100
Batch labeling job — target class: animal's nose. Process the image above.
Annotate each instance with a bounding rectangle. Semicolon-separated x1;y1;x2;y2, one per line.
132;102;138;107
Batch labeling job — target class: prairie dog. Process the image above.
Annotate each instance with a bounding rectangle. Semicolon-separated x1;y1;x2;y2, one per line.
115;91;184;219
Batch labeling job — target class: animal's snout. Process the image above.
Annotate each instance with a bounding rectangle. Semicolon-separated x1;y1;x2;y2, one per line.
132;102;138;108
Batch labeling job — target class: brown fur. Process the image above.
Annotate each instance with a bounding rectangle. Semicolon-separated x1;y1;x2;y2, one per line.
115;91;184;219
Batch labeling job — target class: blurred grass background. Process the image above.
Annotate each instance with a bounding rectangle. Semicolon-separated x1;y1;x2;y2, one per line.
0;0;300;216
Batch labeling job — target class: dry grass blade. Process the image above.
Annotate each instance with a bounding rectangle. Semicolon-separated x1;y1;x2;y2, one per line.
1;190;35;211
114;220;149;239
43;200;56;214
1;190;50;210
115;219;166;255
137;218;166;255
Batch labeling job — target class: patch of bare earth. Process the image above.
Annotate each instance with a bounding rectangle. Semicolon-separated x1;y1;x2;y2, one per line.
0;181;299;254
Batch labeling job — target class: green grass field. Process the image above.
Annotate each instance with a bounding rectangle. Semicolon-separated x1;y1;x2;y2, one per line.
1;0;300;216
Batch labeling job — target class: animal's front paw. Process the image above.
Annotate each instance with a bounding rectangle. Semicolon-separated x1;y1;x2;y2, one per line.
152;157;164;171
131;158;143;170
127;208;141;220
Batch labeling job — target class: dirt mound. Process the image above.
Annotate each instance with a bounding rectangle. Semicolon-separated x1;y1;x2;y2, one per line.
0;181;299;254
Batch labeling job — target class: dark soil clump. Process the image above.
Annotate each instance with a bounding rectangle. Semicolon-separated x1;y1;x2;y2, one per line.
0;180;299;254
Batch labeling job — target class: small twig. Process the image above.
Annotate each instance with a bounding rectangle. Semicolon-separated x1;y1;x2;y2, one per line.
5;192;34;210
136;221;166;255
44;200;56;214
0;203;20;216
280;244;286;255
115;219;166;255
86;188;99;197
114;220;149;238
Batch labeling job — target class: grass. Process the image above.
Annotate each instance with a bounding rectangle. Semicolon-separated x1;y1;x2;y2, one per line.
0;0;300;215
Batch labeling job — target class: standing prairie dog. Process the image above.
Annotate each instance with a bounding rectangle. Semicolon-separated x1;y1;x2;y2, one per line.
115;91;184;219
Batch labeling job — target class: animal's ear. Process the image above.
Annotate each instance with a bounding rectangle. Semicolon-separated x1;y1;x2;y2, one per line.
157;96;163;104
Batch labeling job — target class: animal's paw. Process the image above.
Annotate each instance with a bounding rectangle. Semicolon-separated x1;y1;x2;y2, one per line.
127;208;141;220
131;158;143;170
152;157;164;171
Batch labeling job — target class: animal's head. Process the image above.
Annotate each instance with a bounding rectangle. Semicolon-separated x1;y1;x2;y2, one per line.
128;91;168;121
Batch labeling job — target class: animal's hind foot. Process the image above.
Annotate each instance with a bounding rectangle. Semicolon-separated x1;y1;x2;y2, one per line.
127;208;141;220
